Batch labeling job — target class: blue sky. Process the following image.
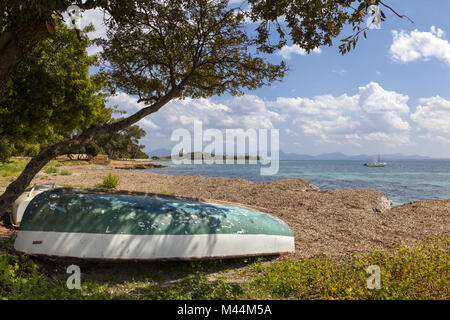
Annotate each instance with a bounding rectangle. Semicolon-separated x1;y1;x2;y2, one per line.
81;1;450;158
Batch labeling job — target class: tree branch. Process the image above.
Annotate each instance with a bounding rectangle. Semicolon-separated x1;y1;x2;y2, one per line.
379;1;414;23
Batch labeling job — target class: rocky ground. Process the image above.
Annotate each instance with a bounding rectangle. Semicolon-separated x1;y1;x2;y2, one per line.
1;161;447;259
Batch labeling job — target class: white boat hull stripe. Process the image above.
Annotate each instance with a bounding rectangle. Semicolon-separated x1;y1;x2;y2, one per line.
14;231;295;259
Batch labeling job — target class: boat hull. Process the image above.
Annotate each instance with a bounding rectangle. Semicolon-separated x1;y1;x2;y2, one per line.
14;231;294;260
14;189;295;260
11;184;62;227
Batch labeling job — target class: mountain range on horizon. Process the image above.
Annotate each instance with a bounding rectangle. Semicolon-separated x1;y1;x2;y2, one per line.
147;148;446;161
277;151;441;161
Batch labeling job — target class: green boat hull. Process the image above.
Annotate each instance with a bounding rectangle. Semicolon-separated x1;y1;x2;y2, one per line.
14;189;295;259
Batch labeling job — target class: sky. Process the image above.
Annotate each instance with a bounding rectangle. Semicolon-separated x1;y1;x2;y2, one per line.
78;1;450;158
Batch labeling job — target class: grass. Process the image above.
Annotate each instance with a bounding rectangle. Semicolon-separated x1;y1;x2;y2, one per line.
0;159;29;179
0;159;78;188
47;160;62;168
44;166;58;174
0;159;76;178
59;170;72;176
0;235;448;300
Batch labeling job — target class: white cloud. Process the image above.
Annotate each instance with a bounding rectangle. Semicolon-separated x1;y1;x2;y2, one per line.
419;133;450;144
358;82;411;133
108;93;282;137
358;82;409;114
277;45;321;60
108;85;450;152
269;82;411;145
411;96;450;134
284;128;299;137
390;26;450;65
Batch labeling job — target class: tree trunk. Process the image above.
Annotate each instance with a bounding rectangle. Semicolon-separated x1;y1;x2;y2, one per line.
0;86;181;215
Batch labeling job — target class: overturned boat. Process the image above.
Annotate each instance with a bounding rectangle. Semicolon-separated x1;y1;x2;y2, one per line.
14;188;295;260
11;184;63;227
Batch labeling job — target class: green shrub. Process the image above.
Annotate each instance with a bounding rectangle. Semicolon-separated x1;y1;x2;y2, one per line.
244;235;449;300
0;140;12;163
44;166;58;174
23;144;40;157
47;160;62;167
0;236;447;300
95;172;120;189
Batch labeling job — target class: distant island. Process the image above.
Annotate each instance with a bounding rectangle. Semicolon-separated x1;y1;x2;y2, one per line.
150;151;261;161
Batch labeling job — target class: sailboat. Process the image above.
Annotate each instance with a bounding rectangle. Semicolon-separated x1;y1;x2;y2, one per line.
364;155;387;167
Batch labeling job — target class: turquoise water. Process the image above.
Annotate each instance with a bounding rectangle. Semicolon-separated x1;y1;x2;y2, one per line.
147;160;450;206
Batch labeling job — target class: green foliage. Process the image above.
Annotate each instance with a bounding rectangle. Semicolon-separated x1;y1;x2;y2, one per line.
0;140;12;163
74;124;149;160
246;0;408;55
95;172;120;189
99;0;287;103
0;253;93;300
0;236;447;300
44;166;58;174
0;254;46;299
23;144;40;157
244;236;449;300
0;19;113;160
59;169;72;176
150;273;243;300
0;159;28;178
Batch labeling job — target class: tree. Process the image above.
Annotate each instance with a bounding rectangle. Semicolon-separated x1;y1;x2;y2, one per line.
246;0;413;54
76;124;149;159
0;0;108;98
0;0;286;214
0;20;113;161
0;0;411;214
99;125;149;159
0;0;408;99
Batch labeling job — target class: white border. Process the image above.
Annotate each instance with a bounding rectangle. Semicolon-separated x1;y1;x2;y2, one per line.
14;231;295;260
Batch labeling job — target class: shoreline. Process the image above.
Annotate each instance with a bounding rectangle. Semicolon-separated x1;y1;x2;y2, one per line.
144;159;450;207
1;161;447;259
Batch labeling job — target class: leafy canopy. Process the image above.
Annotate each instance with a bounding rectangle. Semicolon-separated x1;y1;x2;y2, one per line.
0;20;112;160
247;0;397;54
77;124;149;159
99;0;287;104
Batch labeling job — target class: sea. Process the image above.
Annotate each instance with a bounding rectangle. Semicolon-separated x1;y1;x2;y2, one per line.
146;160;450;206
